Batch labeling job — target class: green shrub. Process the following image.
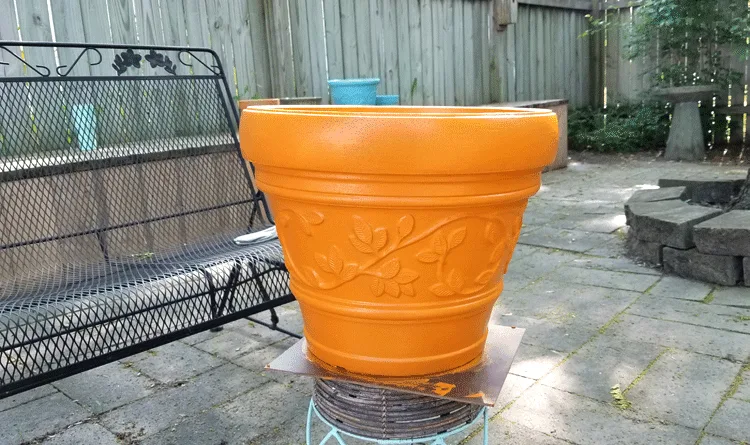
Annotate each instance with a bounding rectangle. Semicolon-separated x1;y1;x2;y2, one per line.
569;102;672;153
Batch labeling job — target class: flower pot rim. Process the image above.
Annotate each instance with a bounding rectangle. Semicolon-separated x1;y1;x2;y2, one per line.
242;105;555;120
328;78;381;86
240;105;559;175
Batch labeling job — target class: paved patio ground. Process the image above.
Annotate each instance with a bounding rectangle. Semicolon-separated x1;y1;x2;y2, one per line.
2;155;749;445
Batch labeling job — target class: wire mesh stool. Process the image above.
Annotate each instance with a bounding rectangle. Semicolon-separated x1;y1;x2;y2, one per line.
306;379;488;445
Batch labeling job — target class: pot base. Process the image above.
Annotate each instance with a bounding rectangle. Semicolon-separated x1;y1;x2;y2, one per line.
305;327;488;377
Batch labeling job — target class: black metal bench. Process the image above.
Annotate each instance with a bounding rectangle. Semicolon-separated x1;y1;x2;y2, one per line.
0;42;294;398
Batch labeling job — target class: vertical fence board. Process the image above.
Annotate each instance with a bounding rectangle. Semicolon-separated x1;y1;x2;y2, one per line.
478;1;490;104
397;0;413;104
323;0;344;81
542;9;551;99
462;0;475;104
441;0;453;105
419;0;433;104
354;0;373;78
229;0;258;100
534;8;544;100
16;0;63;151
432;0;445;106
247;0;273;98
339;0;358;78
289;0;311;97
451;0;464;105
206;0;237;95
181;0;211;76
368;0;384;84
490;19;504;103
517;6;529;100
265;0;295;97
408;0;423;105
0;0;24;157
381;0;398;95
505;21;517;101
305;0;328;101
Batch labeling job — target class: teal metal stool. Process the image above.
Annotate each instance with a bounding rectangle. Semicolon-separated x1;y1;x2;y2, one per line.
305;379;489;445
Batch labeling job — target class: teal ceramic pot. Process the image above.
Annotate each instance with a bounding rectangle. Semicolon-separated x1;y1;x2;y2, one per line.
328;78;380;105
375;95;400;105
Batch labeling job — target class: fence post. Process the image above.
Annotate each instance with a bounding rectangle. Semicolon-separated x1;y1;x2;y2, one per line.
589;0;604;107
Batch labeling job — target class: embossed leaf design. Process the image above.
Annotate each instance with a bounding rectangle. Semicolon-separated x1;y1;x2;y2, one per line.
433;232;447;255
372;228;387;251
380;258;400;279
340;263;358;281
417;251;439;263
397;215;414;240
447;228;467;250
401;283;415;296
328;246;344;274
395;269;419;284
353;216;373;244
384;280;400;297
302;211;324;225
278;213;291;227
370;277;385;296
306;267;323;286
298;220;312;235
484;222;500;244
429;283;455;297
349;234;375;253
490;244;504;263
475;270;494;285
447;269;465;292
314;253;333;273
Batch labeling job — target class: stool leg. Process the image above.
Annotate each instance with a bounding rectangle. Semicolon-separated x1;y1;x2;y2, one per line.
483;407;489;445
306;398;314;445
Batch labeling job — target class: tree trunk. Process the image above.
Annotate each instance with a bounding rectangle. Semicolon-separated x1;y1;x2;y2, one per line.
729;169;750;210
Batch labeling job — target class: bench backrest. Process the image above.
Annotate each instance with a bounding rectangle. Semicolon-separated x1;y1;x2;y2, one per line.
0;42;264;302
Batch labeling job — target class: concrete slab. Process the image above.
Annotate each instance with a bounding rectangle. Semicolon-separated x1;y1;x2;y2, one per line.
605;314;750;362
0;385;56;413
0;393;91;445
547;265;660;292
647;275;714;301
53;361;155;414
502;384;700;445
706;399;750;443
129;341;226;384
517;227;612;253
100;363;270;440
540;334;665;402
627;295;750;334
40;423;119;445
626;349;741;429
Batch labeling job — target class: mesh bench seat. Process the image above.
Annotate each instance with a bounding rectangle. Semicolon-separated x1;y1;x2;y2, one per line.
0;42;293;398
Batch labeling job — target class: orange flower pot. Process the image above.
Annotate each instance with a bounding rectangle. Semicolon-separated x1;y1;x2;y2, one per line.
240;106;558;376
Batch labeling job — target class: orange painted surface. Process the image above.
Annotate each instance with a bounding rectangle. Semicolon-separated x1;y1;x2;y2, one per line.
239;106;558;376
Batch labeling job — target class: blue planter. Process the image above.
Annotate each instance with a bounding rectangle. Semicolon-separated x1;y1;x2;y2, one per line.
375;95;399;105
71;104;98;151
328;78;380;105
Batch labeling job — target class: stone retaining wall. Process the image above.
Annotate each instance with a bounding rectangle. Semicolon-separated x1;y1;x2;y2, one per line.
625;180;749;287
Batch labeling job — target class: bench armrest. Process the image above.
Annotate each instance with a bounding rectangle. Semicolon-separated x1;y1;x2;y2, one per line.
233;226;278;245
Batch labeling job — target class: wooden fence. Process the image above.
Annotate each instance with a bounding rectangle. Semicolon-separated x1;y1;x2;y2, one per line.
0;0;595;108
